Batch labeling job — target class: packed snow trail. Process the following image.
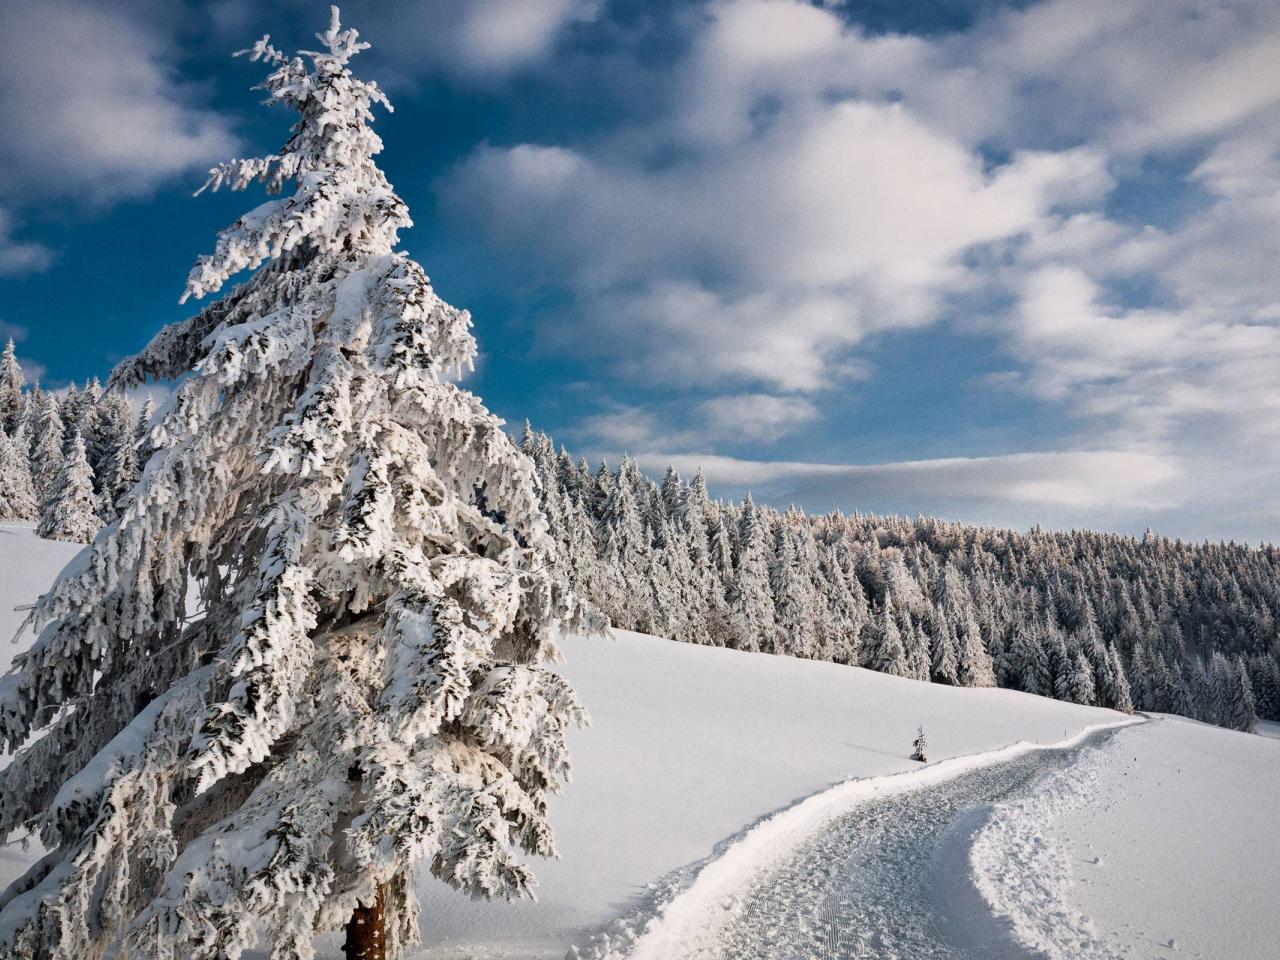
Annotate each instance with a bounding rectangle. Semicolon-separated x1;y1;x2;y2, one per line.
704;726;1125;960
588;724;1131;960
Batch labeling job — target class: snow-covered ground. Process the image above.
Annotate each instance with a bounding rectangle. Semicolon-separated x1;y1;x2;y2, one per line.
414;629;1121;958
0;523;84;667
2;522;1277;959
977;714;1280;960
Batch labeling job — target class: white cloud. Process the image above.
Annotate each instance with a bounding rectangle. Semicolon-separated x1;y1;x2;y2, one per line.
0;0;236;203
18;360;48;387
885;0;1280;154
315;0;602;79
697;393;819;443
435;0;1280;537
0;321;30;344
442;98;1106;391
0;209;53;277
450;0;601;72
575;392;818;451
627;449;1181;514
574;406;696;452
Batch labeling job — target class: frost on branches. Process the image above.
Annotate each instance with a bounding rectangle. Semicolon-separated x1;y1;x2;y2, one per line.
0;10;588;959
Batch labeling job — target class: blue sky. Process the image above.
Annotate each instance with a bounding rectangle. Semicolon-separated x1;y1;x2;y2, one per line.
2;0;1279;542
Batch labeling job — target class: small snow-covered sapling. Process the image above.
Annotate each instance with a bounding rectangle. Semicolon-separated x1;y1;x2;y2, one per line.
911;725;928;763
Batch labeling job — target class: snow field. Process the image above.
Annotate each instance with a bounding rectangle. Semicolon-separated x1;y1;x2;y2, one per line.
976;714;1280;960
16;526;1267;960
414;627;1125;958
0;527;1125;958
576;719;1137;960
0;524;84;665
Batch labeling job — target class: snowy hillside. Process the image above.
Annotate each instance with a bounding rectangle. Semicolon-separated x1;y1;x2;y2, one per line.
3;523;1277;959
0;524;1110;953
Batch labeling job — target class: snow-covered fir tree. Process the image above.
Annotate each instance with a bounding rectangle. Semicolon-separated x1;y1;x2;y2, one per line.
728;495;777;653
910;725;928;762
28;394;66;506
135;395;157;464
0;428;38;521
863;595;909;677
35;431;100;542
0;339;24;436
594;457;651;631
94;393;139;522
930;615;961;685
75;378;106;477
770;510;821;658
1065;652;1098;706
0;12;588;959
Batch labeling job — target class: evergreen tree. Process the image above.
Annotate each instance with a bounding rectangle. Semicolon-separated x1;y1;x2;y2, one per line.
13;390;39;457
910;725;928;762
1010;625;1051;697
59;382;80;446
898;612;927;681
1248;655;1280;721
1224;657;1258;731
1209;651;1234;725
1066;652;1097;705
0;339;24;436
1189;658;1215;722
136;395;157;464
502;419;1280;733
76;378;108;483
1106;644;1134;713
1129;641;1155;711
35;432;100;542
0;428;38;521
681;468;712;535
29;394;65;505
770;511;820;658
929;615;960;685
0;15;587;959
728;495;778;652
95;394;139;521
660;466;682;518
862;596;908;677
596;458;650;630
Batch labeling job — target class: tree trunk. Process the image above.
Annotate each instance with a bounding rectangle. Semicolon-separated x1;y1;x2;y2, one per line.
343;884;387;960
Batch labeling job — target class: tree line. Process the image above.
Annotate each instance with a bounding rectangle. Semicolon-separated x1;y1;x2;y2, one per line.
521;426;1275;732
0;338;154;541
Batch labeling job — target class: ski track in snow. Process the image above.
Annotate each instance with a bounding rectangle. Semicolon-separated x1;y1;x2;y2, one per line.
573;721;1137;960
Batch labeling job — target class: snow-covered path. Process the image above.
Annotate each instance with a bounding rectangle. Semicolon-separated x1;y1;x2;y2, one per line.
607;726;1128;960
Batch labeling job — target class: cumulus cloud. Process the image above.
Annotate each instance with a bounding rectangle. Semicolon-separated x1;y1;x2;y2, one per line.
697;393;819;442
442;94;1107;391
434;0;602;73
859;0;1280;154
0;0;236;204
436;0;1280;536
